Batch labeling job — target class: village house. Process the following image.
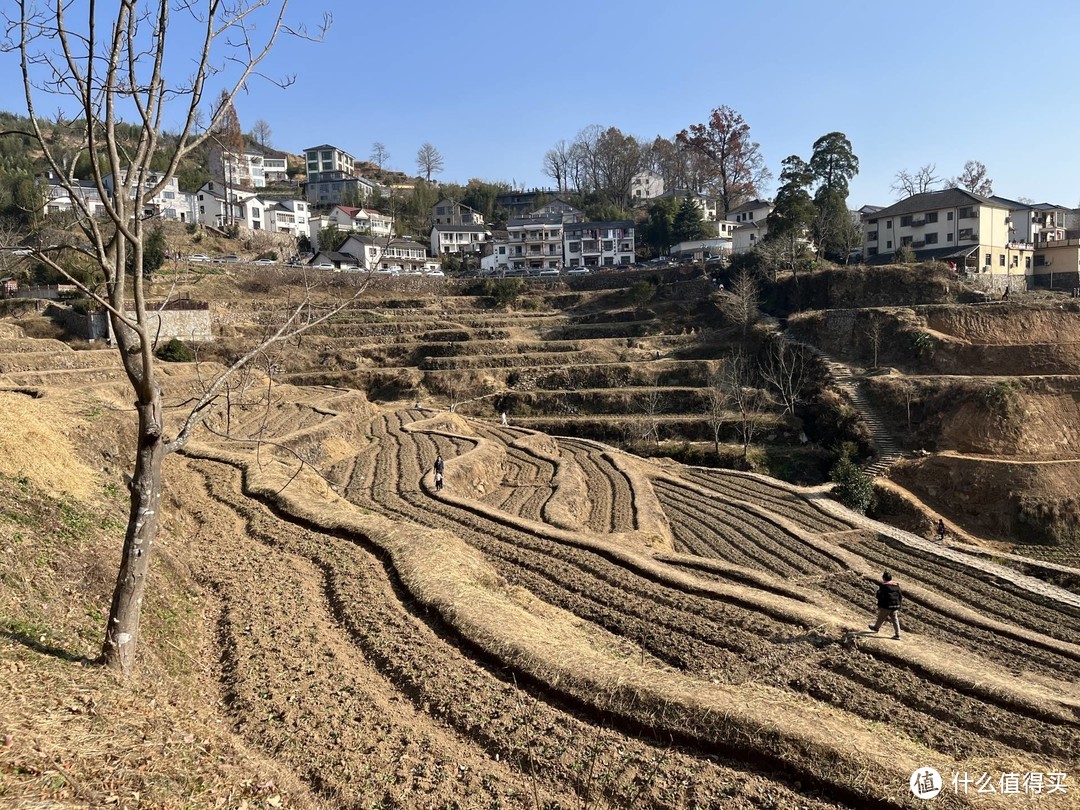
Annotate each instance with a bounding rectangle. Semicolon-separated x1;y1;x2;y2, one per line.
431;199;485;226
727;199;773;253
326;205;393;238
564;220;635;268
336;233;434;272
862;189;1034;288
303;143;380;207
430;223;490;257
102;169;193;221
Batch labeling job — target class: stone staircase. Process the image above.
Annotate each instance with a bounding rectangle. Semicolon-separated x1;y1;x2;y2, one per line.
766;318;904;477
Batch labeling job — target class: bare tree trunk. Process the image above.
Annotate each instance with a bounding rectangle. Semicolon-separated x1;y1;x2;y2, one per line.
102;398;164;674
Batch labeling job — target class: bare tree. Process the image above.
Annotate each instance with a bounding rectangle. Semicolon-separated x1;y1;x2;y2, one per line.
370;142;390;173
705;383;729;456
948;160;993;196
639;389;663;446
864;317;883;369
210;90;244;229
5;0;337;675
758;339;810;417
572;124;610;195
416;142;444;182
891;164;941;199
542;139;574;192
707;351;767;459
250;118;273;148
721;268;759;335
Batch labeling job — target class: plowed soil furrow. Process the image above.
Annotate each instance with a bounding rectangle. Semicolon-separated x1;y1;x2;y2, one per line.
661;481;844;574
480;486;517;512
559;442;615;532
502;446;556;486
498;485;541;518
561;439;639;534
664;504;795;574
370;413;1080;773
680;470;849;534
518;485;553;523
222;402;1080;807
846;539;1080;641
656;483;827;577
181;462;840;809
384;422;793;662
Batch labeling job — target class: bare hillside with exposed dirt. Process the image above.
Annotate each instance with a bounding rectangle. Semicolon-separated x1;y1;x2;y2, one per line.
3;267;1080;809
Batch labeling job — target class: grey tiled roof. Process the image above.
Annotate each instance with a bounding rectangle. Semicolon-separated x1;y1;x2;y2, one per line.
870;189;1007;219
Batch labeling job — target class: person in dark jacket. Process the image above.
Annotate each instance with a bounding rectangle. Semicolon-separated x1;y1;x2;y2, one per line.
434;454;444;475
868;571;902;639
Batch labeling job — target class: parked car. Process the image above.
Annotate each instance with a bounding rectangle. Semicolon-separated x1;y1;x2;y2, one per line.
214;254;241;264
252;258;277;266
311;262;333;270
188;253;211;262
567;267;590;275
424;269;445;277
538;269;560;277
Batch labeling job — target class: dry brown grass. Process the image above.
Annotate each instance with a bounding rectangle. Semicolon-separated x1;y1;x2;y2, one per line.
0;391;97;501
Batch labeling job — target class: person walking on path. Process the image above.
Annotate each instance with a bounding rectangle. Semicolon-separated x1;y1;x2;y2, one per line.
434;453;444;476
500;411;508;426
868;572;902;639
936;519;946;544
435;471;444;492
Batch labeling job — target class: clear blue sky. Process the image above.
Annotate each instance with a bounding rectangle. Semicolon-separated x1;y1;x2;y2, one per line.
6;0;1080;208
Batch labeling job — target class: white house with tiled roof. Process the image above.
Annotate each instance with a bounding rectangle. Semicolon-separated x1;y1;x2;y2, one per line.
338;233;434;272
727;199;773;253
327;205;393;237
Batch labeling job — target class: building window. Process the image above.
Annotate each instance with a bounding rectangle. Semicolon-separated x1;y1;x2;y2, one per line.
959;228;975;241
924;232;938;244
569;242;580;253
900;215;913;227
886;220;892;229
999;254;1006;267
947;233;953;242
985;253;992;266
886;241;892;249
959;207;977;219
867;231;878;242
602;240;614;250
947;211;954;221
901;236;913;246
925;212;938;224
1025;256;1031;270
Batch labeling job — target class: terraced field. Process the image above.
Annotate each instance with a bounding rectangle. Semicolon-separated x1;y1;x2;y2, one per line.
5;279;1080;808
181;375;1080;809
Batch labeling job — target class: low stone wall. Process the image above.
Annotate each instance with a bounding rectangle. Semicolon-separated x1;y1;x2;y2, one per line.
49;303;213;343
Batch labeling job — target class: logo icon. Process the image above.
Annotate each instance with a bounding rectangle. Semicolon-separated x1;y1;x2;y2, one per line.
911;767;943;799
